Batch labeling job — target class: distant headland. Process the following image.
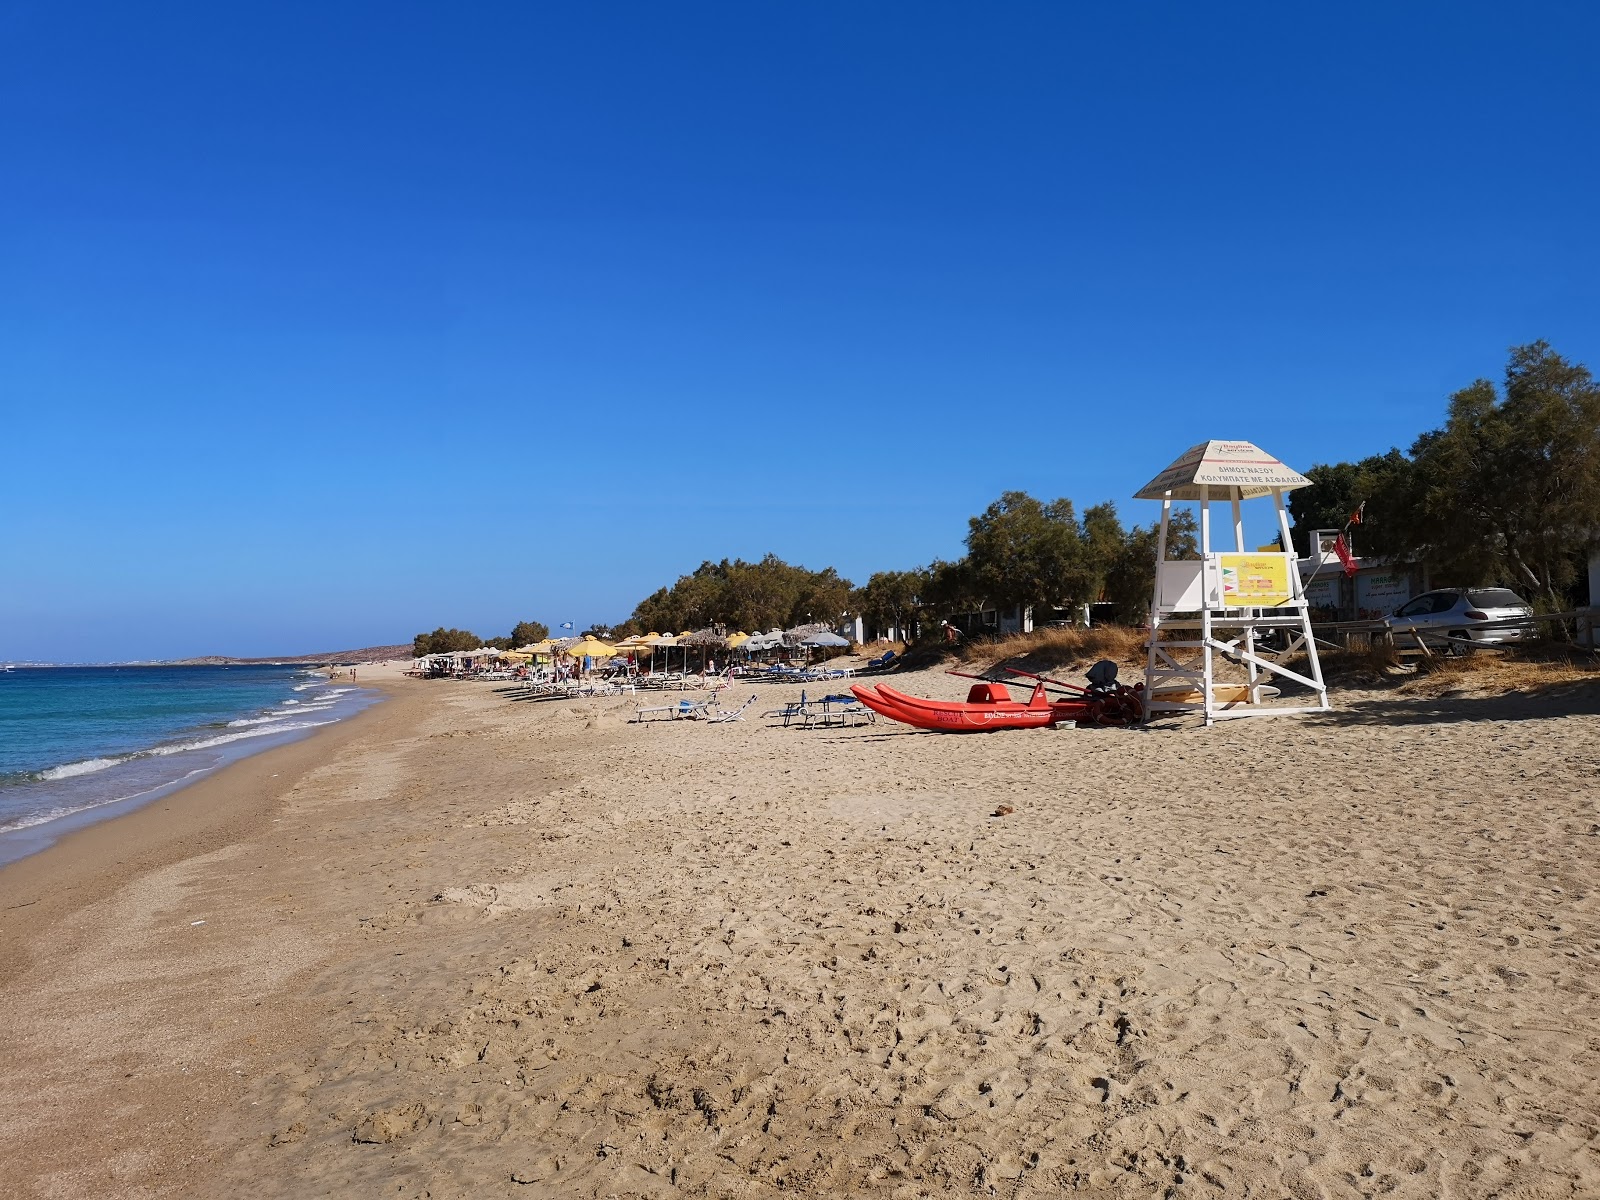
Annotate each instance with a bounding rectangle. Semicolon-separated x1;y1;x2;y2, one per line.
164;644;412;666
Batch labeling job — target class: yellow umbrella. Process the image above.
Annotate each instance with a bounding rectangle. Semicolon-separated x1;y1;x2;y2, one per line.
567;636;618;659
725;631;750;649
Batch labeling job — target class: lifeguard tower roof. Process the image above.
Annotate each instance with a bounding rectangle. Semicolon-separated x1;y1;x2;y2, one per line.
1134;440;1312;501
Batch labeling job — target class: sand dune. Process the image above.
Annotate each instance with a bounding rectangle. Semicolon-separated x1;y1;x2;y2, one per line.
2;666;1598;1197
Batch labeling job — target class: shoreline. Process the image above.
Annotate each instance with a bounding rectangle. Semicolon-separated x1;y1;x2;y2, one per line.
0;673;406;981
0;664;387;868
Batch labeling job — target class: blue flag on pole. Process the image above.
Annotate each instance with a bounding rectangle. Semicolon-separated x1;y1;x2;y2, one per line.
560;622;574;630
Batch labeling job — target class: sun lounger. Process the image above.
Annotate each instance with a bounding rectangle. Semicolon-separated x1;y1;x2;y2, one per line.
635;697;714;722
762;690;809;727
705;694;759;723
801;693;875;728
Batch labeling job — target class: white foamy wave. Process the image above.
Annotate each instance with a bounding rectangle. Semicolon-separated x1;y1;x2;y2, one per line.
227;714;292;728
0;769;214;833
292;682;320;692
39;756;127;781
146;720;335;756
281;699;300;705
264;703;334;717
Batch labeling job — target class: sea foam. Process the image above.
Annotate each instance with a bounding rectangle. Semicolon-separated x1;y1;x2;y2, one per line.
39;756;125;781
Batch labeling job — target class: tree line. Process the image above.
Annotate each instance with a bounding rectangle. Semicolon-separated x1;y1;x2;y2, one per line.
412;498;1196;653
413;341;1598;650
605;499;1197;643
1287;341;1600;612
412;620;549;658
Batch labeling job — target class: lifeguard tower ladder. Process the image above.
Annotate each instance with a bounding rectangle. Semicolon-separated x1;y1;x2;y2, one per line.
1138;440;1331;724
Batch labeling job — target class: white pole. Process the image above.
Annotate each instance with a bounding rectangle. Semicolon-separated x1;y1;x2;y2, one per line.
1145;495;1173;702
1199;485;1214;725
1275;486;1329;710
1233;491;1260;702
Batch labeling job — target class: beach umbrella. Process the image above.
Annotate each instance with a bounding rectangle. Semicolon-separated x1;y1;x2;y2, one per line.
802;630;850;648
643;632;677;673
682;627;728;672
567;636;618;659
783;622;832;645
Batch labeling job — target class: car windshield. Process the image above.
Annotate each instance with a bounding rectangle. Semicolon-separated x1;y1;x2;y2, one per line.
1467;589;1529;609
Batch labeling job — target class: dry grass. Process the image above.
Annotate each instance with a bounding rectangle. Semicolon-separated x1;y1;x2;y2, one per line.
1316;637;1600;696
855;639;906;656
957;626;1600;700
959;625;1147;674
1401;648;1599;697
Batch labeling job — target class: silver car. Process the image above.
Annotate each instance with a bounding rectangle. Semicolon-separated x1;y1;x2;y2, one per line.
1383;588;1535;652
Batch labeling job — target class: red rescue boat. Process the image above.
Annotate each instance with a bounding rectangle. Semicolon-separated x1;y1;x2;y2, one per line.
850;664;1144;733
853;680;1062;732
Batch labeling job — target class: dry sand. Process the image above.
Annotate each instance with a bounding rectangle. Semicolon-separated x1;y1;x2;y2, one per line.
2;663;1599;1198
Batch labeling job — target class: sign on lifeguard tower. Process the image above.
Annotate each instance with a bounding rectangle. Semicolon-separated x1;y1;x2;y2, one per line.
1218;554;1292;606
1137;440;1331;724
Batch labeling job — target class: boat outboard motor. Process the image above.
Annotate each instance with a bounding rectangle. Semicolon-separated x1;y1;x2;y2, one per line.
1084;659;1120;695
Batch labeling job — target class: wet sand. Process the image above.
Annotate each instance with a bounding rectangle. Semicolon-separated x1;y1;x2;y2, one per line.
2;665;1598;1198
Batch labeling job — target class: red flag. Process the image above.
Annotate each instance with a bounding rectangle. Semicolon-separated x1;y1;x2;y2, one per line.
1347;501;1365;527
1333;533;1358;578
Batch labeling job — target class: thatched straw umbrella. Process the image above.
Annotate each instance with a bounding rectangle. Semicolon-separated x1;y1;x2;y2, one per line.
682;627;728;674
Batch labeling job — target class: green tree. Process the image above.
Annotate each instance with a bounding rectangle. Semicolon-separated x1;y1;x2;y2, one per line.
1405;341;1600;608
791;565;854;628
1079;501;1129;606
628;554;857;634
411;627;483;656
857;568;931;638
1287;450;1414;558
964;491;1089;616
509;620;549;647
918;557;979;628
1102;510;1198;623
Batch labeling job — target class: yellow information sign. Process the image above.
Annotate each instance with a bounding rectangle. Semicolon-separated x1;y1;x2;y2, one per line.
1218;554;1292;607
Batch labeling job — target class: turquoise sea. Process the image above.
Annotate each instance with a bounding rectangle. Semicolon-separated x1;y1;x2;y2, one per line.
0;665;378;864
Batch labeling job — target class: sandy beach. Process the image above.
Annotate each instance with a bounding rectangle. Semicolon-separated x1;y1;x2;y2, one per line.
3;662;1599;1198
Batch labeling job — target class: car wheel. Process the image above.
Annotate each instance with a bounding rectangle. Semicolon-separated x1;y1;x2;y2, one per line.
1447;630;1474;657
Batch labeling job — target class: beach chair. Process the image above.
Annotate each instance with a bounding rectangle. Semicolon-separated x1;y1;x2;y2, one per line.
762;690;809;727
705;693;759;723
801;693;874;728
634;697;705;722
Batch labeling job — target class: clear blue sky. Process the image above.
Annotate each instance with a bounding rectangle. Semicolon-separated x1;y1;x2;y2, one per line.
4;2;1597;661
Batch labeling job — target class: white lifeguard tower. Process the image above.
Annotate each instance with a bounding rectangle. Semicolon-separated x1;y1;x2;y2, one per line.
1137;440;1331;724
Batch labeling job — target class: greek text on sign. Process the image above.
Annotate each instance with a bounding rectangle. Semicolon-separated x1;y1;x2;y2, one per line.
1218;554;1293;607
1134;439;1313;500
